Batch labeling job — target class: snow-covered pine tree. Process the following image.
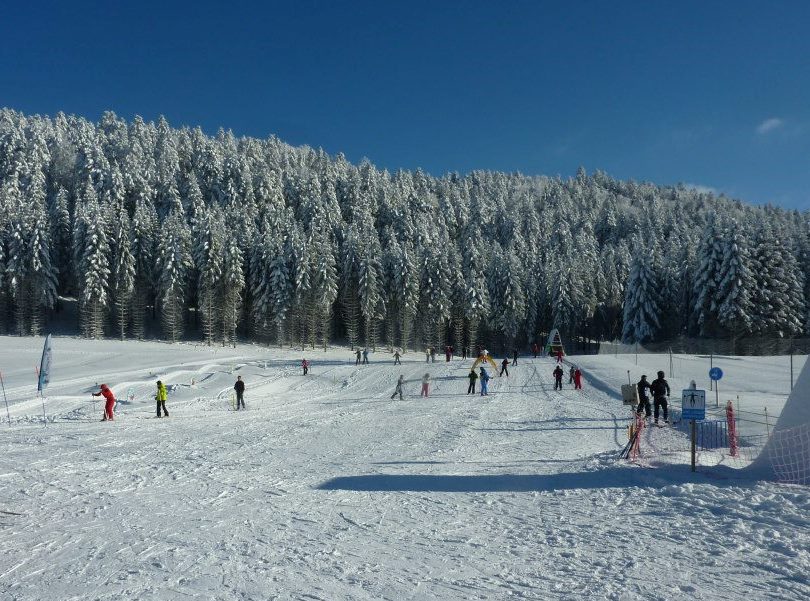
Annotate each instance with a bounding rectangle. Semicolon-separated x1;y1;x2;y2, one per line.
621;243;661;343
75;188;111;338
155;208;192;342
693;212;724;337
716;219;756;343
130;193;158;339
310;223;338;350
192;205;225;345
221;233;244;347
109;200;135;339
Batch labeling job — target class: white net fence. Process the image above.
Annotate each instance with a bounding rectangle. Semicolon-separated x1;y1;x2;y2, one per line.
769;423;810;485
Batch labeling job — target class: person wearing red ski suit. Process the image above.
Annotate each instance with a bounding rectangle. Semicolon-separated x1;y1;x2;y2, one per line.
93;384;116;421
574;368;583;390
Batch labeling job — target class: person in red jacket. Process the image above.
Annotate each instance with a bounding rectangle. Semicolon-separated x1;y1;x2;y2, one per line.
93;384;116;421
574;367;583;390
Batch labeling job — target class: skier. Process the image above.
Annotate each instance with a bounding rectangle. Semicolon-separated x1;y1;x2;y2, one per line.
425;348;430;363
362;348;369;365
569;365;576;384
355;349;362;365
553;365;564;391
650;370;671;425
430;347;436;363
636;375;652;419
391;375;405;400
531;343;539;359
556;348;564;363
480;367;490;396
421;373;431;397
93;384;116;421
462;347;467;360
574;367;583;390
512;349;518;365
393;350;401;365
155;380;169;418
234;375;246;410
302;359;309;375
500;358;509;377
467;369;478;394
445;346;451;362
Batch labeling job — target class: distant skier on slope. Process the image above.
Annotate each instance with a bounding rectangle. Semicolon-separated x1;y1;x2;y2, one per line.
430;347;436;363
421;373;431;397
393;350;401;365
636;375;652;419
391;375;405;400
93;384;116;421
650;370;671;425
355;349;361;365
512;349;518;365
553;365;564;391
500;358;509;377
155;380;169;418
445;346;452;362
569;365;576;384
531;343;539;359
234;375;246;410
467;369;478;394
302;359;309;375
574;367;583;390
556;348;564;363
362;348;369;365
480;367;490;396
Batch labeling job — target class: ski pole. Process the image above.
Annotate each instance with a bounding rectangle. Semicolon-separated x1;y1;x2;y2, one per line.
0;371;10;427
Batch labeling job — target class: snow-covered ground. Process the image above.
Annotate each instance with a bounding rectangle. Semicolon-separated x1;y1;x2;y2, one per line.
0;336;807;600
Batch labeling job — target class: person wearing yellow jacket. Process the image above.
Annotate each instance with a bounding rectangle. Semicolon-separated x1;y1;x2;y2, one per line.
155;380;169;418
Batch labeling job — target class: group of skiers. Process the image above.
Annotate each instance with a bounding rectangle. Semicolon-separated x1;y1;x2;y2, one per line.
636;371;671;425
552;364;583;390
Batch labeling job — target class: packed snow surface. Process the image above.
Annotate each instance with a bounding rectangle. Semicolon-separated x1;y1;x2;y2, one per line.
0;337;808;600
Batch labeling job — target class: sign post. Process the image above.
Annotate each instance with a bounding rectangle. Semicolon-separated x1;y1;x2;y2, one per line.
682;389;706;473
709;367;723;408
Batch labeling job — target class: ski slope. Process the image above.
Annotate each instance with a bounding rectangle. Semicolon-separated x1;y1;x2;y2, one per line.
0;337;808;600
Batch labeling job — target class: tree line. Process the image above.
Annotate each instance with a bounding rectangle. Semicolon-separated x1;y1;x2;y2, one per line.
0;108;807;352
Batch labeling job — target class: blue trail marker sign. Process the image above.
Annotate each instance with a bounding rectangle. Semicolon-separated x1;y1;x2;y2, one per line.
709;367;723;381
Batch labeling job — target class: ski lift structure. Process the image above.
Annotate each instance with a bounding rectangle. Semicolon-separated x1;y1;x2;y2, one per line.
544;329;566;358
471;349;499;371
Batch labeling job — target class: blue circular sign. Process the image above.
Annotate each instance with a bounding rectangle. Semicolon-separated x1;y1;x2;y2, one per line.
709;367;723;381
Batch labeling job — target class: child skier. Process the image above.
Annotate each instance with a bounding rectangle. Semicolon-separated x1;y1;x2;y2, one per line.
480;367;490;396
574;367;583;390
553;365;564;391
391;375;405;400
93;384;116;421
155;380;169;417
569;365;576;384
636;375;652;418
421;373;431;397
467;369;478;394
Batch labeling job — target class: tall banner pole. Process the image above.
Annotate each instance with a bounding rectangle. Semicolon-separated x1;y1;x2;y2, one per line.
0;371;10;426
36;366;46;425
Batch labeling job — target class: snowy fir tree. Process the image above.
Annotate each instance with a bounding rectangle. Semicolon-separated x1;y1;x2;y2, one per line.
1;107;809;351
621;243;661;343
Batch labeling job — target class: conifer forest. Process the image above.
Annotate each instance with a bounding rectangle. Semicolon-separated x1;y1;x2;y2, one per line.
0;108;807;351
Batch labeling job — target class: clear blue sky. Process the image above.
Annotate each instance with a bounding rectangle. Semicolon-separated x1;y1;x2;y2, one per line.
2;1;809;207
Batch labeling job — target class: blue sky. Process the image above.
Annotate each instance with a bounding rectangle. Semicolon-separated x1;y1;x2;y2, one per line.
2;1;809;207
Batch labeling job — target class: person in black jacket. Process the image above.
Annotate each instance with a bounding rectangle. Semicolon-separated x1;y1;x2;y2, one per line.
234;375;246;410
500;358;510;377
636;375;652;418
650;370;670;424
553;365;564;390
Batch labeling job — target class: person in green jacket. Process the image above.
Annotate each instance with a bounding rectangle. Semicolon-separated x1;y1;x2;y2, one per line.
467;369;478;395
155;380;169;418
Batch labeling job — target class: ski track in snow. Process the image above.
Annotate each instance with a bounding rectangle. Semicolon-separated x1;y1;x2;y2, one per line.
0;337;808;600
